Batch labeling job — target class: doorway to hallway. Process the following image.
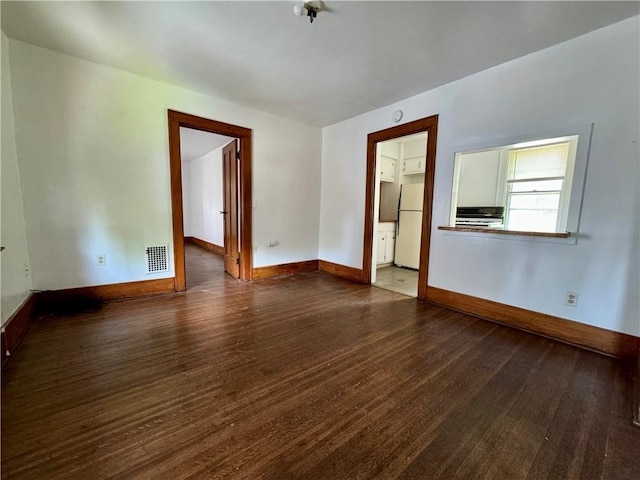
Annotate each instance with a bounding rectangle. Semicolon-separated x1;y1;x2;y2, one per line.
168;110;253;291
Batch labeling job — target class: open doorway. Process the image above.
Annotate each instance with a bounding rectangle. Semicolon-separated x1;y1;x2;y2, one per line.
373;132;428;296
168;110;253;292
180;128;237;289
362;115;438;300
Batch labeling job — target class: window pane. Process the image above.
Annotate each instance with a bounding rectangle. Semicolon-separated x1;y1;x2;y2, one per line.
509;179;563;193
509;193;560;210
507;209;558;232
510;143;569;180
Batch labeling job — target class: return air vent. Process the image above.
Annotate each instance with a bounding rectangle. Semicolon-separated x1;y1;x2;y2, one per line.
146;245;168;273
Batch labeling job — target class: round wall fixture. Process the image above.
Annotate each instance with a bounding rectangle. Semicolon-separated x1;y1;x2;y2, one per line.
392;110;403;123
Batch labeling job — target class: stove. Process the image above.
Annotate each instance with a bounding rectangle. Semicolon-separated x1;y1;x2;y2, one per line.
455;206;505;228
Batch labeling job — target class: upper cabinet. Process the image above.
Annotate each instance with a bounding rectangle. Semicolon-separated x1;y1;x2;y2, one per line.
379;142;398;183
380;156;396;182
401;138;427;176
378;132;427;181
402;157;424;175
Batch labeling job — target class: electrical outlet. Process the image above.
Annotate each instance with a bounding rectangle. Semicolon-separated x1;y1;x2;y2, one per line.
96;254;106;266
565;292;578;307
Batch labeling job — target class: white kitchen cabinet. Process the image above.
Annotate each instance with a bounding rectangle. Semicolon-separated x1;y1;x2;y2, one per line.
377;231;387;265
402;157;425;175
384;230;395;264
380;156;396;182
376;222;396;265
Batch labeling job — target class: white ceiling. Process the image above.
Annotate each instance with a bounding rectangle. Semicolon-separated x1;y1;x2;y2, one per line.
180;127;233;162
2;2;638;127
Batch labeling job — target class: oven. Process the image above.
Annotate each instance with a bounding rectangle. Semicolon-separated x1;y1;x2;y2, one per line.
455;206;505;228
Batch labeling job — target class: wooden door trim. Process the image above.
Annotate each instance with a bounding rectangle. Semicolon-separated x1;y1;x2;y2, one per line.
168;110;253;290
362;115;439;300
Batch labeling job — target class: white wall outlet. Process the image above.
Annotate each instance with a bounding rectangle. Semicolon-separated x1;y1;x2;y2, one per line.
565;292;578;307
267;240;279;247
96;254;106;266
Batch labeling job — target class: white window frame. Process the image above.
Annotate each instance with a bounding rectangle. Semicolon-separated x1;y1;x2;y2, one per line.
503;137;578;232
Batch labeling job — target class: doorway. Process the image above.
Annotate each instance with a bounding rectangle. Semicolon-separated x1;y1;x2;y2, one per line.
362;115;438;300
373;132;428;296
179;128;236;288
168;110;253;291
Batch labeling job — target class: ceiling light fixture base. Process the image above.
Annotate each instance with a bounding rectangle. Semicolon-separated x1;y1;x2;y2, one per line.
294;1;321;23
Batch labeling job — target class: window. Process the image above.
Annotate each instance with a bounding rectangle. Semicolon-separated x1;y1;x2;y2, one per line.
505;141;574;232
448;126;589;236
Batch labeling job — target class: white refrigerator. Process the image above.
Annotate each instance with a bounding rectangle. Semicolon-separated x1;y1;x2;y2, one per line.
394;183;424;269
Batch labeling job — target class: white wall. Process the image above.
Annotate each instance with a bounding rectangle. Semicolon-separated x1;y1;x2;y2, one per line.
8;39;322;290
1;32;32;324
181;161;192;238
456;150;502;207
183;146;225;247
319;18;640;336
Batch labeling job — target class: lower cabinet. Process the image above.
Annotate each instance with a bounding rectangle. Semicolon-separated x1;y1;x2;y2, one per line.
376;223;396;265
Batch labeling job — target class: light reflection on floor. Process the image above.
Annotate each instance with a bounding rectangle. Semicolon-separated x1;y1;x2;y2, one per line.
373;265;418;297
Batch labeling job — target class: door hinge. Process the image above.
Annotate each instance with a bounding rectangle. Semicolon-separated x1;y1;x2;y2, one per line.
236;152;241;161
236;258;240;265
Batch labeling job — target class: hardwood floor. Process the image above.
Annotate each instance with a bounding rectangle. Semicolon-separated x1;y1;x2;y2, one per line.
2;244;639;479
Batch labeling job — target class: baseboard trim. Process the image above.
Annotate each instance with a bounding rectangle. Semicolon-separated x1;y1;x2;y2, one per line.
319;260;365;283
2;279;175;369
185;236;224;255
1;294;38;368
426;286;638;360
635;343;640;427
252;259;366;283
37;278;176;307
253;260;319;280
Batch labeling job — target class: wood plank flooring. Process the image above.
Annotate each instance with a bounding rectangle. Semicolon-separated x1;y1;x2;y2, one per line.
2;244;639;479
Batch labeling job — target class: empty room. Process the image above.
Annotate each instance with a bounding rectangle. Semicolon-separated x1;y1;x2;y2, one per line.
1;2;639;479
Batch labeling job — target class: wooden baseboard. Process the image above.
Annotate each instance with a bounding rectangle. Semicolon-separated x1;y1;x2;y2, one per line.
37;278;176;309
426;286;638;360
319;260;365;283
253;260;319;280
635;342;640;427
2;279;175;369
1;294;38;368
185;236;224;255
251;259;365;283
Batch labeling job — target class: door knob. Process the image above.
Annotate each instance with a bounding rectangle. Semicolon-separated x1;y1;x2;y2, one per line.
219;210;228;214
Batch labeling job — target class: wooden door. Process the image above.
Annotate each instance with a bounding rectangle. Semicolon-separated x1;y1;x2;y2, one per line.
222;140;240;278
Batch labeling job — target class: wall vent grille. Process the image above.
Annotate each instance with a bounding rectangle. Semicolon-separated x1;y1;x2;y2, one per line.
146;245;168;273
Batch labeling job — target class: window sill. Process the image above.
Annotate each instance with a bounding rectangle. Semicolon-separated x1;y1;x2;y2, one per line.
437;226;570;238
